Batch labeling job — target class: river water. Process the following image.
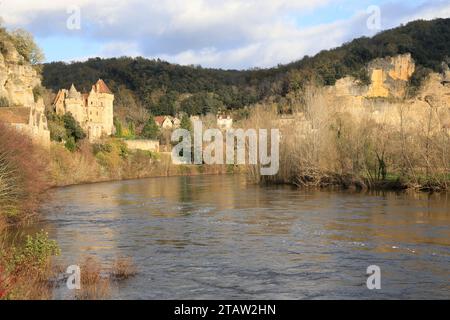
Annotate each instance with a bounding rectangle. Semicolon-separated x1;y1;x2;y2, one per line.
39;175;450;299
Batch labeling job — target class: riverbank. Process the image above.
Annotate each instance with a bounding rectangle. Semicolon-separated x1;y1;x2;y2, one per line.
261;173;448;193
241;94;450;193
48;138;239;188
0;128;238;299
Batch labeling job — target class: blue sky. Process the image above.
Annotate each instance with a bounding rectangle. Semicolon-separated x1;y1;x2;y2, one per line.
1;0;449;69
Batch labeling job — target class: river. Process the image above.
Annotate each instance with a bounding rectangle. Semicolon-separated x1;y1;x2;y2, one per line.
39;175;450;299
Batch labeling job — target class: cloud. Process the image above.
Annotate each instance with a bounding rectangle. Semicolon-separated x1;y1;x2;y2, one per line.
1;0;450;69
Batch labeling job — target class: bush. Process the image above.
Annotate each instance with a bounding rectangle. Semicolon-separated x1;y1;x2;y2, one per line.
9;29;44;65
113;117;123;137
63;113;86;142
12;230;60;270
0;96;9;108
64;137;76;152
141;116;160;139
1;230;59;300
0;123;48;220
32;86;44;103
93;142;113;155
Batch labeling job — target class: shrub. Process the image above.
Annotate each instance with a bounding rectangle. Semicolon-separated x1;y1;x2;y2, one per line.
9;29;44;65
63;113;86;142
111;257;137;280
0;123;48;221
141;116;160;139
64;137;76;152
11;230;60;270
0;96;9;108
113;117;123;137
32;85;44;102
1;230;59;300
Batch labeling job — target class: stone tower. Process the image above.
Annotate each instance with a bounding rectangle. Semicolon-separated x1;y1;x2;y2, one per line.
53;79;115;141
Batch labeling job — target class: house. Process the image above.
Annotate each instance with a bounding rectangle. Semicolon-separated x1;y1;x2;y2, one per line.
172;117;181;128
154;116;173;129
0;105;50;147
217;114;233;130
53;79;114;141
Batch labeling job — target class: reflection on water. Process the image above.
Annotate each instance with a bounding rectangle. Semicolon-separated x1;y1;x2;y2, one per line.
39;175;450;299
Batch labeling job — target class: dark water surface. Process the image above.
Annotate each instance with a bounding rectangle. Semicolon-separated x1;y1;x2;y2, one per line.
39;175;450;299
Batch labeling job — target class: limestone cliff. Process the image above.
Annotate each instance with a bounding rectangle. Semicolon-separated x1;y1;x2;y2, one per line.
323;54;450;132
0;34;50;146
325;53;416;101
366;53;415;98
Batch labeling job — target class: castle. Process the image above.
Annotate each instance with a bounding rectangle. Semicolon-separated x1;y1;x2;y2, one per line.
53;79;114;141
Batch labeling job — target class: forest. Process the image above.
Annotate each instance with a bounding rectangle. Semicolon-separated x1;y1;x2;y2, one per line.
42;18;450;117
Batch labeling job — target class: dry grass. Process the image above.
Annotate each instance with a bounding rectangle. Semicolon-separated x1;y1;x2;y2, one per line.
111;256;137;280
0;123;49;222
73;255;138;300
74;256;110;300
243;85;450;191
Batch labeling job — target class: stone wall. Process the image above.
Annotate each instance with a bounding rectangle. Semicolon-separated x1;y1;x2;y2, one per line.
124;139;160;152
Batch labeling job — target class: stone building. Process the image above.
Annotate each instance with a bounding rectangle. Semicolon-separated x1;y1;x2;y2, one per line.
53;79;114;141
217;114;233;130
0;37;50;147
0;104;50;147
154;116;181;129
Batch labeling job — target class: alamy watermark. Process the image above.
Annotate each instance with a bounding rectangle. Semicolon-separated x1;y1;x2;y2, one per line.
66;265;81;290
366;5;381;31
171;120;280;176
366;265;381;290
66;5;81;30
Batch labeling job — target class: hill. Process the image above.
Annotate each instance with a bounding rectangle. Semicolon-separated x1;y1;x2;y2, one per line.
42;18;450;116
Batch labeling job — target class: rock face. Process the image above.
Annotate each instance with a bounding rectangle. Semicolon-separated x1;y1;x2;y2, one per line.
366;53;415;98
0;35;50;147
323;53;450;133
325;53;416;101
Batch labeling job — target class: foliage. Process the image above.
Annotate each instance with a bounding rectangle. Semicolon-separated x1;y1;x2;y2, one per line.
64;137;76;152
63;113;86;142
11;231;60;270
0;123;48;220
9;29;45;65
113;117;123;137
46;111;86;147
0;96;9;108
141;116;160;139
180;114;192;132
180;92;224;115
32;85;44;102
42;18;450;115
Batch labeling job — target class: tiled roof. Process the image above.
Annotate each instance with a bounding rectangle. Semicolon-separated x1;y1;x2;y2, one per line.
53;89;64;105
93;79;113;94
0;107;30;124
154;116;167;125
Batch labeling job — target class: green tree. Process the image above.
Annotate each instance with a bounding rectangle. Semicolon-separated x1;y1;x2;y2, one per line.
63;113;86;142
141;116;160;139
0;96;9;107
10;29;45;65
114;117;123;137
64;137;76;152
180;114;192;132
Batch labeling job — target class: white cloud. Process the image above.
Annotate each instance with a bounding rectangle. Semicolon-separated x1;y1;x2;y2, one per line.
1;0;450;69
